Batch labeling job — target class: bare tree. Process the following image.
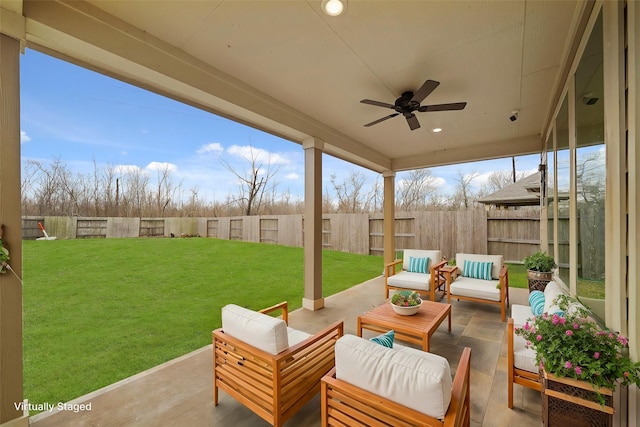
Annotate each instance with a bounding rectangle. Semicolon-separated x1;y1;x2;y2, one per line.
102;164;118;216
366;176;383;213
222;147;280;215
396;168;439;211
153;164;178;217
330;171;367;213
120;168;150;217
452;170;479;209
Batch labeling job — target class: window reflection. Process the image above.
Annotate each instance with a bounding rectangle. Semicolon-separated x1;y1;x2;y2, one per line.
574;11;604;299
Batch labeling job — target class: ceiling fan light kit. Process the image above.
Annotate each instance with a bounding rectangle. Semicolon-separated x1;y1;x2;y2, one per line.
360;79;467;131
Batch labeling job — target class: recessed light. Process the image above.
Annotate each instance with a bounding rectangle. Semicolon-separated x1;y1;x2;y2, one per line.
432;128;442;133
321;0;346;16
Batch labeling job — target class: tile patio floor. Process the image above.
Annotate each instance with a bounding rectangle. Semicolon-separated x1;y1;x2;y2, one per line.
30;276;542;426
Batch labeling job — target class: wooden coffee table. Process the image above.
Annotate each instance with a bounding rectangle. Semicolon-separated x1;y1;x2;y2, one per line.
357;300;451;352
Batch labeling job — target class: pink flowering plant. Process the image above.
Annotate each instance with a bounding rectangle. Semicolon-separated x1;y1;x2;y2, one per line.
391;290;422;307
516;294;640;401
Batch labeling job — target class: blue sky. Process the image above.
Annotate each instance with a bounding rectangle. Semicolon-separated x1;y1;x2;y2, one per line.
20;49;541;204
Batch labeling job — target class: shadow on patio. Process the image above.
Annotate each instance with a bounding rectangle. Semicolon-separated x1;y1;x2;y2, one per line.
30;276;541;427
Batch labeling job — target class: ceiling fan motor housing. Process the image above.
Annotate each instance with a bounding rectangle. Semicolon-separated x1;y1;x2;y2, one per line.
395;91;419;115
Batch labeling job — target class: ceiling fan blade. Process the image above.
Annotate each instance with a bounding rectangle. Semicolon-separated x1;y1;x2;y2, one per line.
364;113;400;127
411;79;440;104
360;99;396;109
406;113;420;130
418;102;467;112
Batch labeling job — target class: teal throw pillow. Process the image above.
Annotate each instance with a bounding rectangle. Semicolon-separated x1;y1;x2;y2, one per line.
528;290;545;316
370;330;394;348
408;257;429;274
462;260;493;280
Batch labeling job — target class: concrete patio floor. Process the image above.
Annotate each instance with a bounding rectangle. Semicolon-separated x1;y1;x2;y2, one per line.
30;276;542;427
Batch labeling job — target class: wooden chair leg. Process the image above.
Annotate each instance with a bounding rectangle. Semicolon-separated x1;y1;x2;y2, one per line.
508;377;514;409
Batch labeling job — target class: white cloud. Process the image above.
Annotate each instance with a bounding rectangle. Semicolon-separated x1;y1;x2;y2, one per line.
197;142;224;155
146;161;177;172
431;176;446;188
21;131;31;143
284;172;299;180
474;171;493;187
227;145;290;165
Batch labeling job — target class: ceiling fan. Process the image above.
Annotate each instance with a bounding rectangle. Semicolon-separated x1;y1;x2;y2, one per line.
360;79;467;131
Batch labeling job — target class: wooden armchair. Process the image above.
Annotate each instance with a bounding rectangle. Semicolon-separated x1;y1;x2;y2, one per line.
447;253;510;321
321;336;471;427
385;249;447;301
213;301;343;427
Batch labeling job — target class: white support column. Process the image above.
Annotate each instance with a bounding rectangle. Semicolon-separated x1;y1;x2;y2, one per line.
302;138;324;311
568;76;578;297
0;32;27;427
382;171;395;267
603;0;628;335
626;1;640;424
603;2;629;426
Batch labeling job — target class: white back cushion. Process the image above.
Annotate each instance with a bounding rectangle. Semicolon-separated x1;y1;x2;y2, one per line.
402;249;442;272
456;253;503;279
221;304;288;354
335;334;452;420
543;281;566;314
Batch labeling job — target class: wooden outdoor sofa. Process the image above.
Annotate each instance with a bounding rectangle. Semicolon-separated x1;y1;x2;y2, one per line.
213;301;344;427
321;334;471;427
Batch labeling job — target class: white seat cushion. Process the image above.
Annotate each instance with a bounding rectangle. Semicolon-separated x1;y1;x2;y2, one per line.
335;334;452;421
449;276;501;301
513;333;538;373
387;271;431;290
221;304;289;354
510;304;534;327
287;327;311;347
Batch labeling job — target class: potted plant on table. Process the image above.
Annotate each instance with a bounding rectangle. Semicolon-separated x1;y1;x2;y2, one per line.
523;251;557;292
516;294;640;424
390;290;422;316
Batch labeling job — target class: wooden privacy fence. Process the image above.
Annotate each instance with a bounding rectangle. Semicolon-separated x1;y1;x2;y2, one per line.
23;209;542;262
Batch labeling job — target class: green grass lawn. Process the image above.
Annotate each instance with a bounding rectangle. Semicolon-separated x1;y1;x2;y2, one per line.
505;263;527;289
23;238;382;408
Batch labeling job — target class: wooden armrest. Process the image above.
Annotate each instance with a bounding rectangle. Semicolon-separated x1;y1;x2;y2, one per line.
384;259;403;277
507;318;514;347
431;259;447;271
259;301;288;325
500;265;508;278
444;347;471;427
499;265;509;300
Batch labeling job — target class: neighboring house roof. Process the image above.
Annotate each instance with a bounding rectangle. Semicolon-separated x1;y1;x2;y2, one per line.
478;173;542;207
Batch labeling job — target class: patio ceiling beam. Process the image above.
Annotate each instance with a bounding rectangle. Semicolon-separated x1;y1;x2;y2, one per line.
391;134;543;171
22;0;391;173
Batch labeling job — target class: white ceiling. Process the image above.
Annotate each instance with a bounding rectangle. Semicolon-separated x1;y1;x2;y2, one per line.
16;0;584;173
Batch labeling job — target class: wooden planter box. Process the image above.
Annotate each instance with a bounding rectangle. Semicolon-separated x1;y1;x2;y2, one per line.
541;370;613;427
